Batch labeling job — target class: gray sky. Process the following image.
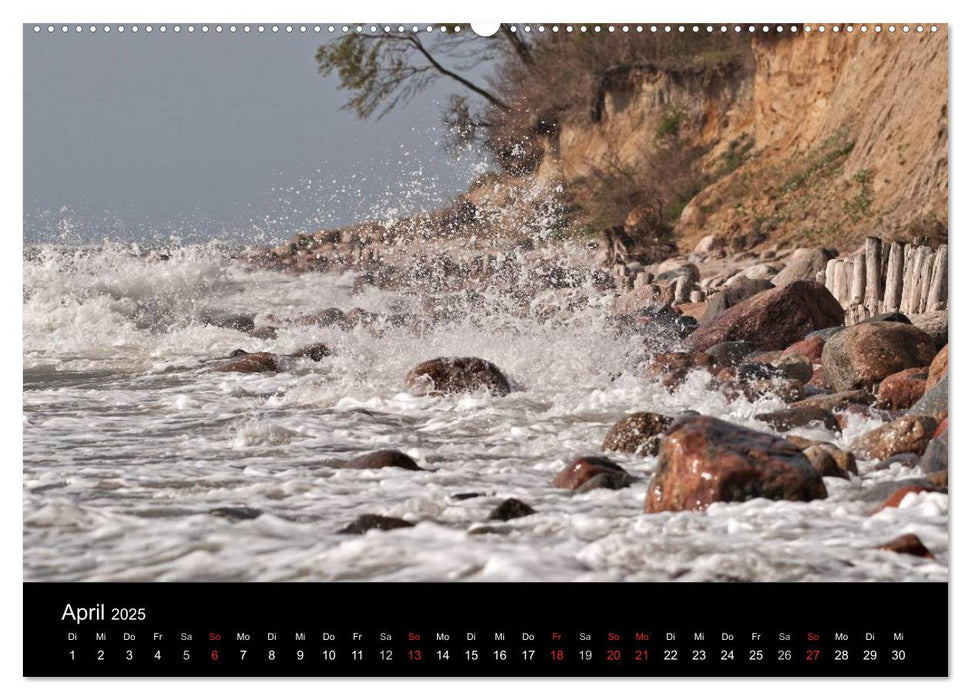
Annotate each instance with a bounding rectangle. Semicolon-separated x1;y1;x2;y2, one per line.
23;26;492;244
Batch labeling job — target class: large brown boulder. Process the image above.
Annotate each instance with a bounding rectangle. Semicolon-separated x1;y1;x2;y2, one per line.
405;357;511;396
601;412;673;456
851;414;939;460
685;281;844;352
821;322;937;391
645;416;827;513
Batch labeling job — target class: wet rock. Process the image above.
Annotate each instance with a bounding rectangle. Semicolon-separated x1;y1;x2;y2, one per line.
553;456;633;490
852;415;938;460
601;412;673;456
645;416;827;513
489;498;536;521
790;390;874;412
933;417;948;439
755;407;840;433
700;278;774;322
347;449;422;471
927;470;948;489
909;311;948;350
926;344;948;390
802;445;843;479
805;326;843;342
644;352;714;379
772;354;813;383
920;431;947;473
907;374;947;420
859;311;911;325
201;313;256;333
229;348;249;358
685;281;844;352
405;357;511;396
250;326;278;340
877;534;934;559
296;308;347;327
717;377;805;404
814;443;857;476
860;478;936;504
876;367;927;410
771;247;835;288
706;341;757;367
821;322;937;391
781;336;825;362
214;352;278;373
451;492;483;500
209;506;262;521
338;514;414;534
291;343;332;361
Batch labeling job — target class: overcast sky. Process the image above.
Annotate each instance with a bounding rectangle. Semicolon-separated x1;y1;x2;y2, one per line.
23;25;491;243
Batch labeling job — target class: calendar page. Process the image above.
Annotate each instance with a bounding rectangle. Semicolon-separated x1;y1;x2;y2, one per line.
22;18;948;678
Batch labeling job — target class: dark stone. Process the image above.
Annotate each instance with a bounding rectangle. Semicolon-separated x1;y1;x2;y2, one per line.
859;312;911;325
338;514;414;534
347;449;422;471
790;390;874;412
906;374;947;420
553;456;634;490
821;322;937;391
201;313;256;333
291;343;332;361
601;412;674;456
489;498;536;521
451;492;483;500
214;352;278;373
877;534;934;559
209;507;262;521
755;407;840;433
805;326;843;341
645;416;827;513
706;341;757;367
405;357;511;396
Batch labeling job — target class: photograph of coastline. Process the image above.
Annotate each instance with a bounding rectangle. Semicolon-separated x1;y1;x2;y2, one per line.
24;23;948;582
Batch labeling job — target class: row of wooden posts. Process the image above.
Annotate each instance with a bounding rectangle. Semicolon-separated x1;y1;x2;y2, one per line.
822;237;947;323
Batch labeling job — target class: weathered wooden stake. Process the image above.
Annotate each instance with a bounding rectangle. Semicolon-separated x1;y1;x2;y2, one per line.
882;240;905;312
864;237;882;314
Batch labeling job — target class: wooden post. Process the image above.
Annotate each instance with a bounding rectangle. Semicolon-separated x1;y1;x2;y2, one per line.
906;246;932;314
864;237;882;314
832;260;846;306
926;244;948;310
882;240;905;312
850;252;866;306
900;244;916;314
917;247;937;313
825;258;838;295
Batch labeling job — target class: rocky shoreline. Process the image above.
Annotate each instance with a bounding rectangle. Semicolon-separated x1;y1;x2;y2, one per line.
214;225;950;566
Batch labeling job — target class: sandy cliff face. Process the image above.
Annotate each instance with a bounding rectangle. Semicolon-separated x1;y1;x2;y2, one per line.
544;28;947;253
